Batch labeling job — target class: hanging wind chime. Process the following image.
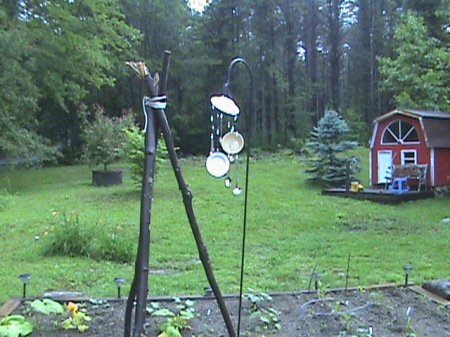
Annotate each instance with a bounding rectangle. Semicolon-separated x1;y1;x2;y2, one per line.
206;94;245;195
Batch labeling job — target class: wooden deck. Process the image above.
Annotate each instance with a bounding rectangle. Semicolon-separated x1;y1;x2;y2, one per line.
322;188;434;204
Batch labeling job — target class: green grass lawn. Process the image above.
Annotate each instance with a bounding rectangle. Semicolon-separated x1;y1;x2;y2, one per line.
0;149;449;305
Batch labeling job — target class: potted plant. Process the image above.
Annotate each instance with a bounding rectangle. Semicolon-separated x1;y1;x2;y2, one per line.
81;106;133;186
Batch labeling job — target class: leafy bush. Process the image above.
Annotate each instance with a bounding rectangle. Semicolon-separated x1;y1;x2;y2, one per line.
123;126;169;187
43;212;134;263
80;105;133;171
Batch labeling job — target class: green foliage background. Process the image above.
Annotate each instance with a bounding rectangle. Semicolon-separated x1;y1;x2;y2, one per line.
1;0;449;162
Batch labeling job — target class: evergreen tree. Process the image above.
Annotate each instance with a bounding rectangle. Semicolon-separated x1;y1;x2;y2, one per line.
305;110;359;187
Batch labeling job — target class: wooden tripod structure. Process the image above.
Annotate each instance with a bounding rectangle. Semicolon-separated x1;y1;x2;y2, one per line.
124;51;236;337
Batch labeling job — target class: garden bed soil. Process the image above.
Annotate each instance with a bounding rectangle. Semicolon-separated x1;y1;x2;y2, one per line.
10;287;450;337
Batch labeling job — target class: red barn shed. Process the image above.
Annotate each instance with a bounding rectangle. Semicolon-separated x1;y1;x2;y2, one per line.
370;108;450;188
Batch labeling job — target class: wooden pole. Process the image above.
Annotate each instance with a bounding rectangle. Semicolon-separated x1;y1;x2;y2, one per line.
124;83;159;337
155;109;236;337
155;51;236;337
124;51;236;337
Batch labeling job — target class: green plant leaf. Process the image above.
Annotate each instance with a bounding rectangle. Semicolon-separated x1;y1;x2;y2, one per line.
180;309;195;320
77;324;89;332
61;318;75;330
151;308;175;317
184;299;196;308
0;315;34;337
30;299;65;315
165;326;182;337
250;311;261;319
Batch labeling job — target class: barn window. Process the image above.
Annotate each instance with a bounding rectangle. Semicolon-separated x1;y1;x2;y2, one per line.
381;120;419;144
401;150;417;165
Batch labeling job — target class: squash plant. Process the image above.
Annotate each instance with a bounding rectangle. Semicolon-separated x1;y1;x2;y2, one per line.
0;315;34;337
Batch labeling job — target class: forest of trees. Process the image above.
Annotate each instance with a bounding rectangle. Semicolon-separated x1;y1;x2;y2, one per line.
0;0;449;161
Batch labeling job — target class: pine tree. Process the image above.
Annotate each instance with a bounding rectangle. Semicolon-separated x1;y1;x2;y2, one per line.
305;110;359;187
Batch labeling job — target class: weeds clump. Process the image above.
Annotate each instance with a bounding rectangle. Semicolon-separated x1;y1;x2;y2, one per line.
244;289;281;331
0;189;12;211
42;212;134;263
147;298;196;337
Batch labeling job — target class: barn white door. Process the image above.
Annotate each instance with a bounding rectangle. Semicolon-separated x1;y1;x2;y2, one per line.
377;150;393;184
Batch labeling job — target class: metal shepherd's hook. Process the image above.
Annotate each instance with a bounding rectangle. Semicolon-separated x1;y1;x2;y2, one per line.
225;57;253;337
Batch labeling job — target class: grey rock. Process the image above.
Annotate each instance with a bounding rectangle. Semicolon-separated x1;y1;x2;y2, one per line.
42;290;84;298
422;279;450;300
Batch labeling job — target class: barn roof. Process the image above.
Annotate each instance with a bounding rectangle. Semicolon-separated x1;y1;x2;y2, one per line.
374;108;450;122
374;108;450;148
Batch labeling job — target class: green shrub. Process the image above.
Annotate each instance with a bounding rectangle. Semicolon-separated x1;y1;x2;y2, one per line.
43;213;90;257
0;189;11;211
80;105;133;171
88;224;134;263
43;212;134;263
123;126;169;187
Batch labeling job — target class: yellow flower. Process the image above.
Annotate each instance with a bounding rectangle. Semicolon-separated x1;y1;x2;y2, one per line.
67;302;79;313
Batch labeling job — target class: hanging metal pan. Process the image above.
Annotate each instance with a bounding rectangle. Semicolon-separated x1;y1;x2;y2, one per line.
206;151;230;178
221;131;245;154
210;95;240;116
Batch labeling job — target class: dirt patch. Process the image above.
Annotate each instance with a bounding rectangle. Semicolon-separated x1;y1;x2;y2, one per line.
11;287;450;337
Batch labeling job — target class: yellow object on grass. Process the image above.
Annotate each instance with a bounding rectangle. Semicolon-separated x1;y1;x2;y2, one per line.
350;181;364;192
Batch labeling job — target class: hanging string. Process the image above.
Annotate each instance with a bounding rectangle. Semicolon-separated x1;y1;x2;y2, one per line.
210;112;215;153
217;111;221;151
142;97;149;132
219;112;224;149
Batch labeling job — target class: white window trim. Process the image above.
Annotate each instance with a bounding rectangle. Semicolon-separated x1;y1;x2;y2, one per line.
401;149;417;165
381;120;420;145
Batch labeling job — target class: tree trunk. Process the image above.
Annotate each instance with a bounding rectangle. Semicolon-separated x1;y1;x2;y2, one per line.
328;0;341;111
304;0;319;120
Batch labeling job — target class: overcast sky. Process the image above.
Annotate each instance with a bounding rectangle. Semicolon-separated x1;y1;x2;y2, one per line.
188;0;210;12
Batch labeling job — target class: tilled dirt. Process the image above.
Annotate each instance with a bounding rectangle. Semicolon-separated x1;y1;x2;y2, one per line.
12;287;450;337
